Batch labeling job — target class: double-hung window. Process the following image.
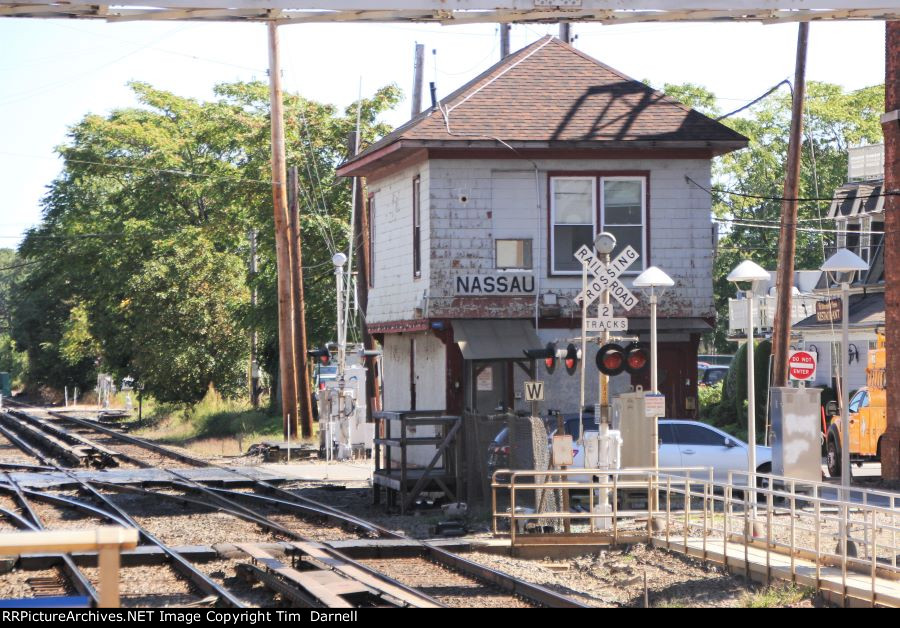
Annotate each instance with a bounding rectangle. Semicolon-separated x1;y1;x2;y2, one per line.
550;174;647;275
551;177;595;273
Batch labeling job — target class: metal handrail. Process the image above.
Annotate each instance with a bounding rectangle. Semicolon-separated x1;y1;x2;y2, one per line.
491;465;900;606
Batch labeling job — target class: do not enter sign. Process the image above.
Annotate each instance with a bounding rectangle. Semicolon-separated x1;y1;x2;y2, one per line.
788;350;817;381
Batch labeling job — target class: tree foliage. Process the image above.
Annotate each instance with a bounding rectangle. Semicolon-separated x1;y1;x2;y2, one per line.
708;81;884;351
12;81;400;403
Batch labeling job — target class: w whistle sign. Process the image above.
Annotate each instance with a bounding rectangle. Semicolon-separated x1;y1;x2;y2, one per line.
524;381;544;402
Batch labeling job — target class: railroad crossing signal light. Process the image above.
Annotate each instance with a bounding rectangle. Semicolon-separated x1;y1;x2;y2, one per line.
563;343;581;376
596;342;650;376
623;342;649;374
596;343;626;376
308;346;331;365
524;342;559;374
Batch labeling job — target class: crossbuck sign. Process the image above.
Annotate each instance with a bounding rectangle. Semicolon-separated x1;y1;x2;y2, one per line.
574;245;640;311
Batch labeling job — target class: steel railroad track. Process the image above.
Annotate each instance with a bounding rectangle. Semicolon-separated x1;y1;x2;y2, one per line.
0;400;588;608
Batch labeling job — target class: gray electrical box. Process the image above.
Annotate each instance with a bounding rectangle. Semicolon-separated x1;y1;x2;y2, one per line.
769;387;823;482
612;390;655;470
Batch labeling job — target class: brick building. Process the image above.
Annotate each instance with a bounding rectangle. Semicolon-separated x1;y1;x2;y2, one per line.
338;36;748;418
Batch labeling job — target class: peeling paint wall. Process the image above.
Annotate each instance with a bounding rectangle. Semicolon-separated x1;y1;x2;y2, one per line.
425;158;715;321
367;163;430;323
383;333;411;411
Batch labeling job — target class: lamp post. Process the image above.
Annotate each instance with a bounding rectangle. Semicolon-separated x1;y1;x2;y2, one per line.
727;260;770;516
820;248;867;552
633;266;674;506
331;252;348;464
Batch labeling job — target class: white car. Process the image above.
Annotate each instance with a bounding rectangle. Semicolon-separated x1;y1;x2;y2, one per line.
558;418;771;483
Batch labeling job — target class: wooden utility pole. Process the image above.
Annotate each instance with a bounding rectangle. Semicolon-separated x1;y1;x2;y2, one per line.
500;23;510;58
881;20;900;482
267;21;300;438
411;43;425;118
770;22;809;388
288;167;315;438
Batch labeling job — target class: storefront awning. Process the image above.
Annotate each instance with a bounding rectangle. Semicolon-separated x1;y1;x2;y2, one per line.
452;319;541;361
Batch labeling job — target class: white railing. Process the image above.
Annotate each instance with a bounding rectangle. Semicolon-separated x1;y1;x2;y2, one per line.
491;467;900;606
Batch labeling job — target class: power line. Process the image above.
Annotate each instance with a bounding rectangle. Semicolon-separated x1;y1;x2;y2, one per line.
715;79;791;121
713;216;883;236
687;175;898;203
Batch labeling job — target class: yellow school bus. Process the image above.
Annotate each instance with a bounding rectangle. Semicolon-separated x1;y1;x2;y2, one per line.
825;333;887;477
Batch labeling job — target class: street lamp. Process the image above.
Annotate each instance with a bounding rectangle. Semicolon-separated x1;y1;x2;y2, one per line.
820;249;867;495
633;265;674;515
727;260;770;514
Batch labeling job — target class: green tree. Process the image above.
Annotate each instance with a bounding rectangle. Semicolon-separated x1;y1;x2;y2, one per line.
709;81;883;351
12;80;400;403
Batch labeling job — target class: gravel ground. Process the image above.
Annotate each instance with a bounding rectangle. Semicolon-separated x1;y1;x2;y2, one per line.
0;567;70;600
193;558;280;607
80;563;201;608
358;556;534;608
27;498;106;531
0;432;43;466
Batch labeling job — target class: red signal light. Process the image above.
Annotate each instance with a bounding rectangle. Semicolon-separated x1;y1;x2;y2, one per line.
623;342;649;375
603;352;623;371
596;343;626;376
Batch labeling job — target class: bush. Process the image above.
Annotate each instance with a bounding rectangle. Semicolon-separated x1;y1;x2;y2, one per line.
700;339;770;444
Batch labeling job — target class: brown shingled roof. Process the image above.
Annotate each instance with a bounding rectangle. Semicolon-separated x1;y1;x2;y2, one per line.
340;36;747;174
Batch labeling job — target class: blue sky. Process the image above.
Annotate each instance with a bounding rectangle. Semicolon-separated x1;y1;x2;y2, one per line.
0;18;887;248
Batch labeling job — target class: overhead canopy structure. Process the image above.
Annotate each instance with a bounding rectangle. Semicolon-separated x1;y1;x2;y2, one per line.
453;320;541;360
2;1;900;24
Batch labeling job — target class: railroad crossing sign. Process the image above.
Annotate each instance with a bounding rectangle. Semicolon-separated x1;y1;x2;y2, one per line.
523;381;544;401
788;350;817;381
574;244;639;312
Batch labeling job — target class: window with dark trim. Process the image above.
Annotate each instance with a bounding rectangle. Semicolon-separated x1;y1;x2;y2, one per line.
549;174;648;275
413;175;421;279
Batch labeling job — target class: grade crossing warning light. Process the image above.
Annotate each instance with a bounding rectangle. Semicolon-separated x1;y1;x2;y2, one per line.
523;342;559;374
308;346;331;365
563;343;581;376
595;342;650;376
623;342;649;375
596;343;626;376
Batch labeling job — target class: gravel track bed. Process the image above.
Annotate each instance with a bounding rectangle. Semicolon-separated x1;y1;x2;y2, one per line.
464;544;790;608
80;563;202;608
27;497;107;531
0;567;71;600
0;432;43;466
193;558;280;607
0;494;26;531
89;490;285;547
59;426;188;469
359;557;534;608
